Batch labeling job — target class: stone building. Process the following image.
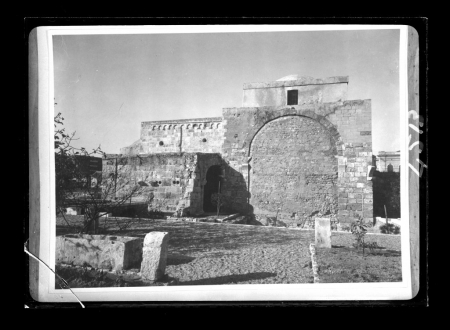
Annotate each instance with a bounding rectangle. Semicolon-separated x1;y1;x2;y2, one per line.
375;151;401;172
105;75;374;225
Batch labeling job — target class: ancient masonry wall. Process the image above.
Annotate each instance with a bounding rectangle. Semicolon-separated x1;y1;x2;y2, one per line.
221;99;373;225
249;116;338;220
102;153;198;214
120;117;226;155
116;77;373;224
102;153;242;216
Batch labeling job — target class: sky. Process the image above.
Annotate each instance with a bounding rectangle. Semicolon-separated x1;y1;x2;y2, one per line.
53;28;400;155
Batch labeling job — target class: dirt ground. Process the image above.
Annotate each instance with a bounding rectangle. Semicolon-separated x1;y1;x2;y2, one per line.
55;215;402;287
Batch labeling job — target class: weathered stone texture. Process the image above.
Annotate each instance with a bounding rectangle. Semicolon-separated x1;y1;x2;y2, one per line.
242;77;348;107
250;116;338;220
56;234;143;271
315;217;331;248
140;232;169;281
103;153;200;213
121;118;225;155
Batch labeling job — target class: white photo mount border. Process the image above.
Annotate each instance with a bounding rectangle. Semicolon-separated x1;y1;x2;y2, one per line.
28;25;419;303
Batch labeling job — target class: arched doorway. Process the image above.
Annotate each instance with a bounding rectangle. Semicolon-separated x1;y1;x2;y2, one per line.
203;165;223;212
249;115;338;219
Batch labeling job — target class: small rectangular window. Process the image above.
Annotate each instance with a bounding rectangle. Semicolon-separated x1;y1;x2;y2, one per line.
287;90;298;105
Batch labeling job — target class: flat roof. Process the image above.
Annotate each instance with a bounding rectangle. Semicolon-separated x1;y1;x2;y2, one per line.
243;76;349;90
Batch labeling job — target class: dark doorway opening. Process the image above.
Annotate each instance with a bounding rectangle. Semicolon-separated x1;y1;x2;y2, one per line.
203;165;222;212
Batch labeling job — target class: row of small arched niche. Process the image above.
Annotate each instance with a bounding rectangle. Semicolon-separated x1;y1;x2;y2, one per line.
148;122;222;130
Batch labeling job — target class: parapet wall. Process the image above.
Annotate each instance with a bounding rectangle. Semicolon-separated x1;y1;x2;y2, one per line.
242;76;349;107
120;117;225;155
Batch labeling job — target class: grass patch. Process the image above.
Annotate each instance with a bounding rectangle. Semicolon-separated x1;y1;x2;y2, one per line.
315;243;402;283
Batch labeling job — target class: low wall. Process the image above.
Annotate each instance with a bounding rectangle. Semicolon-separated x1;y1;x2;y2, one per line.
56;234;143;271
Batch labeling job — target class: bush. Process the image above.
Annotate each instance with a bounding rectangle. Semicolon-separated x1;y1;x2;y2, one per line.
380;223;400;235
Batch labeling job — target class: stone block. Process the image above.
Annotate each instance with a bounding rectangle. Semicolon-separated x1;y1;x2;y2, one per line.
140;232;169;282
315;217;331;248
66;207;81;215
56;234;143;271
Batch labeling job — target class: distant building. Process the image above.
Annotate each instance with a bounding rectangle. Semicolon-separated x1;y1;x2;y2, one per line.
375;151;400;172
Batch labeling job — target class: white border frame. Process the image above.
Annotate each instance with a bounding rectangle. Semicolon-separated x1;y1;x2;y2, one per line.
34;25;413;302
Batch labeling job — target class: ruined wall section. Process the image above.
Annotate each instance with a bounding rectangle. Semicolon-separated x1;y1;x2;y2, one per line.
120;117;225;155
102;153;199;214
102;153;237;216
222;99;373;224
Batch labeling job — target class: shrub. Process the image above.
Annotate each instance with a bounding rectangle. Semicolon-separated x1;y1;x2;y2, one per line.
351;216;369;256
380;223;400;235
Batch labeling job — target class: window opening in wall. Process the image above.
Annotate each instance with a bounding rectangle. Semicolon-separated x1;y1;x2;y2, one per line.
287;90;298;105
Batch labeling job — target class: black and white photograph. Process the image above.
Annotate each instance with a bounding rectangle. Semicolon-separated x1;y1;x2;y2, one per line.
27;24;423;303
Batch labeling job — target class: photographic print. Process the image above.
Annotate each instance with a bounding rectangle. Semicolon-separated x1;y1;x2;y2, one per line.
28;25;420;303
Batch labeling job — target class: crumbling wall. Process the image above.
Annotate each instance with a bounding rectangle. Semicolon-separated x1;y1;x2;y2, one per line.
102;153;198;214
102;153;236;216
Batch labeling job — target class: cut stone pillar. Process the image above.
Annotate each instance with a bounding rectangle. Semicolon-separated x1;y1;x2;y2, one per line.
315;217;331;248
140;232;169;281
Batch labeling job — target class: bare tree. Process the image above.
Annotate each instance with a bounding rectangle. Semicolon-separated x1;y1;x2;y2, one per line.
54;112;148;234
211;192;227;217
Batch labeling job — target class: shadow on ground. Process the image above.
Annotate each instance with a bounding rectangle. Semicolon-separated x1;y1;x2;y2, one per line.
175;272;277;286
166;254;196;266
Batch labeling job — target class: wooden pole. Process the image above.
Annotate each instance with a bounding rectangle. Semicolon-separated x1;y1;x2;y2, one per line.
216;180;221;217
384;204;389;225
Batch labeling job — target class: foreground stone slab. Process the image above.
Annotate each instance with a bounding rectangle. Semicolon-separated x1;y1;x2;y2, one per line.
65;207;81;215
140;232;169;282
56;234;143;271
315;217;331;248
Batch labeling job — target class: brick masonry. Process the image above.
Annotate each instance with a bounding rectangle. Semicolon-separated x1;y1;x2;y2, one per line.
115;76;373;224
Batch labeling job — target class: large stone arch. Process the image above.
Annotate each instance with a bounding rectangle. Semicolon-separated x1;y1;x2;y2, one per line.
248;114;340;222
